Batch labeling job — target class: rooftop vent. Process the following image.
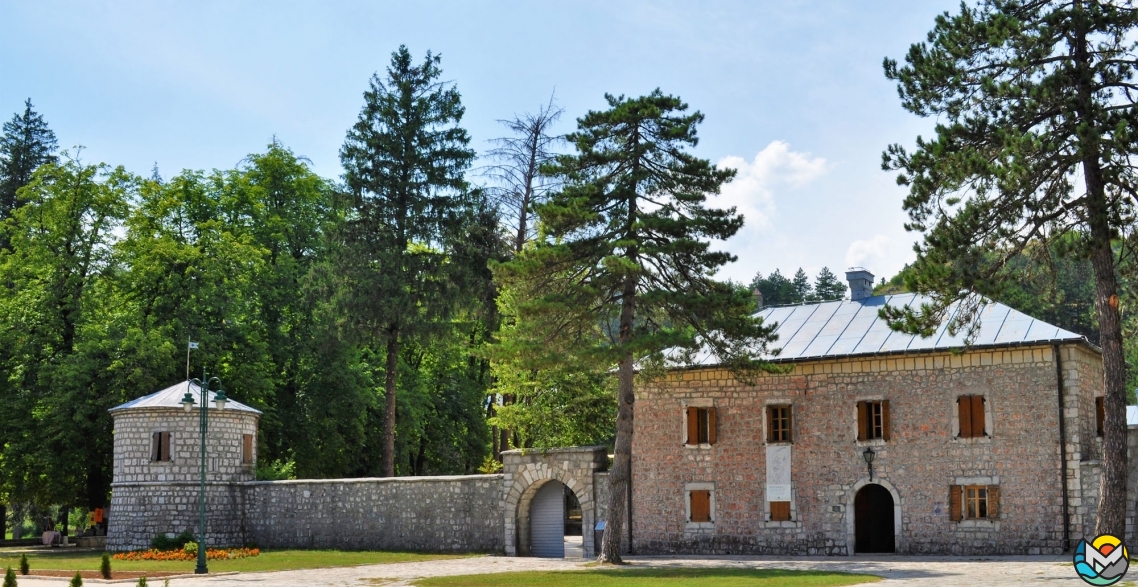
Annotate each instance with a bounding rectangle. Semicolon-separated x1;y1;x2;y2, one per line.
846;268;875;301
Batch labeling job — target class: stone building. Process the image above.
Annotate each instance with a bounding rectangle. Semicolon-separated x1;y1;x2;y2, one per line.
632;268;1112;555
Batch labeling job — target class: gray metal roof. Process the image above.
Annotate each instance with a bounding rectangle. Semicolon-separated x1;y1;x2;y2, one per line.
752;293;1085;363
109;380;262;414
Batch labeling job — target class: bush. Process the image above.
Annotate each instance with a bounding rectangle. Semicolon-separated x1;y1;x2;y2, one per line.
136;577;147;587
183;542;197;555
100;553;111;579
69;571;82;587
3;566;16;587
17;555;27;576
148;530;196;551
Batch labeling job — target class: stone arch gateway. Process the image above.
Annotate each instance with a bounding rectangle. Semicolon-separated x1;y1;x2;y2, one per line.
501;446;608;557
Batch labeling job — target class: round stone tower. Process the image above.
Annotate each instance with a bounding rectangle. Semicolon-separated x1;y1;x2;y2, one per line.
106;380;261;551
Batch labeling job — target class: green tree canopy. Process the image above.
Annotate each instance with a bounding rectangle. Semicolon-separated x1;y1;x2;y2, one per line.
882;0;1138;535
498;90;777;562
0;99;58;247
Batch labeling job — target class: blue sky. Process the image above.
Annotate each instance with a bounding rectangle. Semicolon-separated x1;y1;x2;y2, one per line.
0;1;951;286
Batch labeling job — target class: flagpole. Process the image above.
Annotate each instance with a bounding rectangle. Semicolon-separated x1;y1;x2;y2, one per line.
187;336;191;381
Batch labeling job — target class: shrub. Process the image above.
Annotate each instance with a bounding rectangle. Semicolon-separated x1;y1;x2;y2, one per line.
100;553;111;579
68;571;82;587
136;577;147;587
3;566;16;587
183;542;197;555
17;555;27;576
148;530;195;551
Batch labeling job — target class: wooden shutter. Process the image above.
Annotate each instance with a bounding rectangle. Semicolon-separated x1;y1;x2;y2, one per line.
786;405;794;443
243;434;254;464
770;501;791;521
686;406;699;445
766;406;775;443
971;396;985;437
160;432;171;461
987;485;999;519
151;432;160;461
1097;397;1105;437
958;397;972;438
949;485;963;521
707;408;717;445
857;401;868;441
690;490;710;522
881;400;891;441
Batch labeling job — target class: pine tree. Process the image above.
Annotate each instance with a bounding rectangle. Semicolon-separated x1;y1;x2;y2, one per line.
500;90;778;562
99;553;110;579
69;571;81;587
791;268;812;303
0;99;58;234
812;267;847;301
883;0;1138;536
4;566;15;587
338;46;476;477
749;269;798;305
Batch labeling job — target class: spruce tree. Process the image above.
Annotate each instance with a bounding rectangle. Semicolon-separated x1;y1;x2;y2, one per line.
500;90;777;562
0;99;58;236
791;268;812;303
338;46;476;477
3;566;15;587
883;0;1138;536
813;267;847;301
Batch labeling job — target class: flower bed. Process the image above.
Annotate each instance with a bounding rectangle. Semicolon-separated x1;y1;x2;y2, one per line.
112;547;260;561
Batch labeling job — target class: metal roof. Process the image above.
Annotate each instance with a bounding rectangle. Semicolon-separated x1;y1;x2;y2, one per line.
109;380;262;414
751;293;1085;363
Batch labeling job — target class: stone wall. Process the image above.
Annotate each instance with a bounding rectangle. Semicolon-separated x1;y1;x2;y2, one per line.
112;407;257;484
501;446;607;556
243;476;504;552
632;343;1100;555
107;483;247;551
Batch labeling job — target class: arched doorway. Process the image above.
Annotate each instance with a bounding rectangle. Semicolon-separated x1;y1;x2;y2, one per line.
530;481;566;557
854;483;895;553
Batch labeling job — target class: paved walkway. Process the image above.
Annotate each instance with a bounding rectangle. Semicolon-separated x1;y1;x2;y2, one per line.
9;554;1093;586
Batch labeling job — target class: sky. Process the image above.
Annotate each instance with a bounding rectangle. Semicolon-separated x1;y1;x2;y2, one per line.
0;1;952;286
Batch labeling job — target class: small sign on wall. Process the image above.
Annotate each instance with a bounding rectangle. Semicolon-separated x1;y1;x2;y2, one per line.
766;444;792;501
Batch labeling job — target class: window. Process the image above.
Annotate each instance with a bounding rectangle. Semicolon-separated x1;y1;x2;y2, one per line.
685;407;717;445
767;405;793;443
689;490;712;523
957;395;986;438
856;401;890;441
770;501;791;521
949;484;1000;521
242;434;254;465
1096;397;1105;437
151;432;171;462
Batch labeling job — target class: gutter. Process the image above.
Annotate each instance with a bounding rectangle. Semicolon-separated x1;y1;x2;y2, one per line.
1053;343;1072;553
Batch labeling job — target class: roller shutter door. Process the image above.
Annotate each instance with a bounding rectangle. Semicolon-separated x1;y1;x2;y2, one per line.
530;481;565;558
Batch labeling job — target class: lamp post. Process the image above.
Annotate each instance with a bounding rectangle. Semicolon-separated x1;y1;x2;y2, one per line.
862;446;876;481
180;367;228;575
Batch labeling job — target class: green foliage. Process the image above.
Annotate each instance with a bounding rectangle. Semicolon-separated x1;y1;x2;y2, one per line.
812;267;847;301
0;99;57;231
69;571;82;587
183;542;197;555
136;577;147;587
99;553;110;580
255;459;296;481
3;566;15;587
18;555;26;576
751;267;847;305
149;530;195;551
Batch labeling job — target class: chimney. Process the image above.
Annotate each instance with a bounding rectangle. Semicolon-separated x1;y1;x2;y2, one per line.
753;289;764;311
845;267;875;301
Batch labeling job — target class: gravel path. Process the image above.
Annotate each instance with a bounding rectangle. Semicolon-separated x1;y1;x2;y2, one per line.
8;554;1094;586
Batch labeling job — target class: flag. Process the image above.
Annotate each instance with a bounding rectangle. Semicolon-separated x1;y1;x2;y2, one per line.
189;342;199;350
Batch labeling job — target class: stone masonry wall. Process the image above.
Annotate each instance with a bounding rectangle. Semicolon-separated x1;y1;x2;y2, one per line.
632;343;1100;555
243;476;504;552
112;408;258;484
108;483;247;551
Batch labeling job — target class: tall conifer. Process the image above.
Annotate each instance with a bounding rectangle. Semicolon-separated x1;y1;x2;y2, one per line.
0;99;58;246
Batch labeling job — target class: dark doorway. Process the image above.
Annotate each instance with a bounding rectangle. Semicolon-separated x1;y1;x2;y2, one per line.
854;484;896;553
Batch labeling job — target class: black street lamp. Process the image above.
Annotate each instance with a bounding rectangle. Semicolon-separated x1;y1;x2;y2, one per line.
862;446;876;481
180;367;228;575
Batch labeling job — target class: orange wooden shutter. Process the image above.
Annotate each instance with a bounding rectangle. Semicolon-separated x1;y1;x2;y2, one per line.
786;405;794;443
949;485;963;521
161;432;171;461
1097;397;1105;436
243;434;254;464
686;406;699;445
987;485;999;519
958;397;972;438
707;408;717;445
770;501;791;521
971;395;985;437
690;490;710;522
857;401;868;441
882;400;891;441
766;406;774;443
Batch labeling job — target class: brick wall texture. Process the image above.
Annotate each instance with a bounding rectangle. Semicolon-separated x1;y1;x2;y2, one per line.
631;343;1106;555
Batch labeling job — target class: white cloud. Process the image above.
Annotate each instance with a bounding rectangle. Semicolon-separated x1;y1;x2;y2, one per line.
845;234;893;272
713;141;829;230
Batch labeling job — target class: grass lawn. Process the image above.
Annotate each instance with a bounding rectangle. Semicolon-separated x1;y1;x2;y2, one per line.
413;568;882;587
0;549;471;574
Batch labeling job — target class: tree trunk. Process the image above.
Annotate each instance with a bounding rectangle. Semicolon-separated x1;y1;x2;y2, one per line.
600;277;637;563
383;334;399;477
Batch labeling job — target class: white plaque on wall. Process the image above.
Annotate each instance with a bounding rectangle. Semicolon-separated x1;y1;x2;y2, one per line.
766;444;792;501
